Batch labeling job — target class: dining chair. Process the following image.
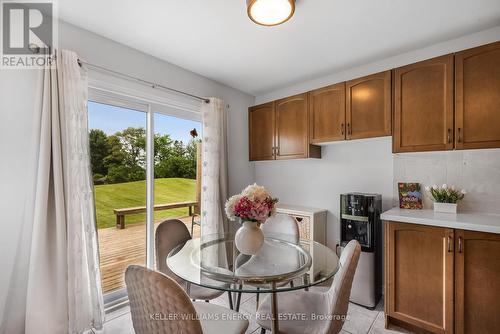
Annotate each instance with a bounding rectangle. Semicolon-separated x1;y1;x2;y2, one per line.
234;214;300;310
155;219;228;304
256;239;361;334
125;265;249;334
261;213;300;243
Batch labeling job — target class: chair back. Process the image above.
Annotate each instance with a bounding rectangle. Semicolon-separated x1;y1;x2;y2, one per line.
125;265;203;334
155;219;191;281
262;214;300;243
326;239;361;334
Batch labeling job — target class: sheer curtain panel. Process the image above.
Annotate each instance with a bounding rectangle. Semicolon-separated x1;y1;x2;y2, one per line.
200;98;229;236
0;50;104;334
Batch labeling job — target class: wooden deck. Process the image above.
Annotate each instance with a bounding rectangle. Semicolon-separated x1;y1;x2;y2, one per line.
98;216;200;293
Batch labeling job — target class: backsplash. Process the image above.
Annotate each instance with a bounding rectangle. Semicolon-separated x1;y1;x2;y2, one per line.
393;148;500;214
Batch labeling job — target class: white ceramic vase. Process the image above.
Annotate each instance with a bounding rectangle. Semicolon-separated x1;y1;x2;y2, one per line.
235;220;264;255
434;202;457;214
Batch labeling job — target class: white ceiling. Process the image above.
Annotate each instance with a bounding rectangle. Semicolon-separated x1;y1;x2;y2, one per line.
59;0;500;96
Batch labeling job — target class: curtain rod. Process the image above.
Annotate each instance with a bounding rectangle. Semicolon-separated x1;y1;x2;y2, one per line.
77;59;210;104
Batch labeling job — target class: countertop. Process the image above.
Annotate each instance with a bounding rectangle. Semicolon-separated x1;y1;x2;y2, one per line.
381;207;500;234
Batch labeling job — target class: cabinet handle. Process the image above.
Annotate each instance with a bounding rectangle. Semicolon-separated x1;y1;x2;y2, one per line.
447;129;452;144
458;237;463;253
347;123;351;135
447;235;452;252
457;128;462;143
341;123;345;136
276;146;280;156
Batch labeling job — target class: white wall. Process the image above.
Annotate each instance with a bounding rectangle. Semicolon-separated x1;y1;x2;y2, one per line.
253;26;500;248
0;20;255;316
0;70;41;319
255;137;394;247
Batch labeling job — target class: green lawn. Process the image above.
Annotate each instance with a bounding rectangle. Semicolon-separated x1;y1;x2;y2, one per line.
94;178;196;229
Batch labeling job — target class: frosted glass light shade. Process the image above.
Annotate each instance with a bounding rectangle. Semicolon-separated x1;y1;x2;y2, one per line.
247;0;295;26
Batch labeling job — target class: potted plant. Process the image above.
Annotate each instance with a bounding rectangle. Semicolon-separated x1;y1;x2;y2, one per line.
225;184;278;255
425;184;466;213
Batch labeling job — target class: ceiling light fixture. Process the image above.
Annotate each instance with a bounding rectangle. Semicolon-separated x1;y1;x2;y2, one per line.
247;0;295;26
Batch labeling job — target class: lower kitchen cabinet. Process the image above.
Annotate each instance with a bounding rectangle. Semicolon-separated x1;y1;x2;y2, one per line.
454;230;500;334
384;221;500;334
385;222;454;333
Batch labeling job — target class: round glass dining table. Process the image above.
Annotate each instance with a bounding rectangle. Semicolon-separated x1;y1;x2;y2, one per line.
167;233;340;334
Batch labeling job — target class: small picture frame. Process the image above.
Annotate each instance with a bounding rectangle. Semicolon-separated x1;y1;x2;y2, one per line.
398;182;423;209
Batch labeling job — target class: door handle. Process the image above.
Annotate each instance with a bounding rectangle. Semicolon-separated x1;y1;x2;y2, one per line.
447;129;452;144
347;123;351;135
457;128;462;143
458;237;463;253
447;235;453;252
341;123;345;136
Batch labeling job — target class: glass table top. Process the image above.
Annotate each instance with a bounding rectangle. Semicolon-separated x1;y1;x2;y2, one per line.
167;233;340;293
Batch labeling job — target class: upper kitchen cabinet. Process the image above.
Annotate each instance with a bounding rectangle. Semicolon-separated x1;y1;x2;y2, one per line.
393;54;454;153
346;71;392;140
455;41;500;150
249;102;275;161
309;83;346;142
276;93;321;159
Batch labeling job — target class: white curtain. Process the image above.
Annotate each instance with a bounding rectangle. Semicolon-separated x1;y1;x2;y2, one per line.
200;98;229;237
0;50;104;334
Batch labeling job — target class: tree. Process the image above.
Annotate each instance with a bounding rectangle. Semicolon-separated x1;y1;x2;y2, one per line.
185;139;200;179
154;133;174;164
118;127;146;169
89;125;199;184
172;140;186;157
185;139;199;161
104;135;126;168
155;156;194;179
89;129;109;175
107;165;130;183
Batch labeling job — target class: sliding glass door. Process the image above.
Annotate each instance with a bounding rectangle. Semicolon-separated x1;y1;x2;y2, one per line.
153;113;202;238
87;89;202;305
88;100;148;296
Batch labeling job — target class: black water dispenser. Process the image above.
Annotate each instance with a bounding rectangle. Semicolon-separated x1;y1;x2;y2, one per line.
340;193;382;308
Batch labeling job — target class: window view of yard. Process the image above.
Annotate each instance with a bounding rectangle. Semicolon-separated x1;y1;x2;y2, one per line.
93;178;195;229
88;100;201;293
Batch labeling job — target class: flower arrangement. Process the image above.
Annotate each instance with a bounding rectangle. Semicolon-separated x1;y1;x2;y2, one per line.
225;183;278;224
425;184;466;203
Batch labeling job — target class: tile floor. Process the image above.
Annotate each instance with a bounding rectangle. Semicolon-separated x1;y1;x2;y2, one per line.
102;291;412;334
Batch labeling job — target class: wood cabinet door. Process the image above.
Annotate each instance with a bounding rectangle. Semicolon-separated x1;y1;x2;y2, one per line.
346;71;391;140
455;42;500;150
393;55;454;152
309;83;346;143
275;93;309;159
454;230;500;334
385;222;454;333
249;102;275;161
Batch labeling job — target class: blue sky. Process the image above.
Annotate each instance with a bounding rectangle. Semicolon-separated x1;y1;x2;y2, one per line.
88;101;201;143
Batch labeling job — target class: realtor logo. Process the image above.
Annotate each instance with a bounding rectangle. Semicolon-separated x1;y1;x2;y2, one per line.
1;0;57;68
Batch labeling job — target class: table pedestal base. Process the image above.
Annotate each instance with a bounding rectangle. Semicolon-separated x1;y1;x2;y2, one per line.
271;283;279;334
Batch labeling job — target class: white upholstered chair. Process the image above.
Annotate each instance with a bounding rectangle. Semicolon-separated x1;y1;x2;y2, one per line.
155;219;227;302
261;213;300;243
256;239;361;334
125;265;249;334
234;214;300;310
